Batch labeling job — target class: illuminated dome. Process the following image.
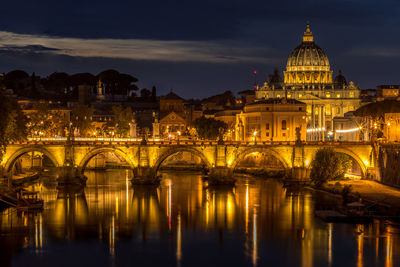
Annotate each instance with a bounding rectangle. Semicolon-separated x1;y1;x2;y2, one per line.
284;24;333;86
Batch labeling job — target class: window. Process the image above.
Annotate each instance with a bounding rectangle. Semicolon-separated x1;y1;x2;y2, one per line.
169;105;174;111
266;107;270;111
277;94;281;98
266;123;270;130
266;132;270;137
282;133;286;137
299;107;302;111
282;120;287;130
299;94;303;98
336;94;341;98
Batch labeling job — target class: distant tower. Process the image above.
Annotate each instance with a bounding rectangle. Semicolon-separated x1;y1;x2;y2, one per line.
78;85;91;104
152;118;160;139
96;80;105;101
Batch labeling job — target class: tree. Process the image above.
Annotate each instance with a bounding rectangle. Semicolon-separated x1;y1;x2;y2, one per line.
0;92;27;168
140;88;151;98
68;73;97;100
71;105;95;137
3;70;30;95
97;70;138;96
310;148;352;187
27;101;65;138
151;86;157;101
43;72;70;96
193;116;227;140
107;106;134;137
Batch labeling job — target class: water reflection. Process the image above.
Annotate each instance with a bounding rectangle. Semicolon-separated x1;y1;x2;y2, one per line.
0;170;400;266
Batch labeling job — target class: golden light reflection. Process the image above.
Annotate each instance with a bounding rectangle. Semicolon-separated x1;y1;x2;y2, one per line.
34;214;43;253
356;224;364;267
177;213;182;266
109;215;115;256
205;188;210;228
328;223;332;266
126;169;129;218
386;228;393;267
252;207;258;267
5;171;400;265
168;180;172;232
245;184;249;234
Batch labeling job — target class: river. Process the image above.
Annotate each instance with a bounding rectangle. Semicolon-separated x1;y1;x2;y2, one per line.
0;169;399;267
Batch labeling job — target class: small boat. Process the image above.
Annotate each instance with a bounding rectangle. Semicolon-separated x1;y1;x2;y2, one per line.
12;172;39;187
16;189;43;211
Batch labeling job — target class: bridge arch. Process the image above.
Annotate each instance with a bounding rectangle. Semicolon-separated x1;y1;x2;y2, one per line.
330;147;367;178
152;146;212;173
231;147;290;170
4;146;61;172
78;147;135;174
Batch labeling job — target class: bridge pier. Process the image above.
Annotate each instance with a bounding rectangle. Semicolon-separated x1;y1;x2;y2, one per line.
57;166;87;187
286;167;310;182
132;167;160;185
208;167;235;186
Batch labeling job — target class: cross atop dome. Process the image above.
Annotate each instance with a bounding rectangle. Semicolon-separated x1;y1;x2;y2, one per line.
302;23;314;43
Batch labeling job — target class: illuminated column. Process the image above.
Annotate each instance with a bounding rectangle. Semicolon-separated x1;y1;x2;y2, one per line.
322;105;325;141
319;105;323;141
311;103;315;141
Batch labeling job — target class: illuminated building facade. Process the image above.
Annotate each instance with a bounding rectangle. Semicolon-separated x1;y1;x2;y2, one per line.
159;91;187;138
255;24;361;140
235;98;307;142
376;85;400;100
385;113;400;142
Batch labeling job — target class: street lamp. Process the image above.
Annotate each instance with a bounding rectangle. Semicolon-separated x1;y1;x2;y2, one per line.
177;131;181;143
253;130;257;144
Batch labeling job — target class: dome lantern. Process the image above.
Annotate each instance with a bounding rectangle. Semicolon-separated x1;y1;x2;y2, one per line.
302;24;314;43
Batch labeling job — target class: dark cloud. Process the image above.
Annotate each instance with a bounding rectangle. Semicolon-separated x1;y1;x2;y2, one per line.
0;45;60;53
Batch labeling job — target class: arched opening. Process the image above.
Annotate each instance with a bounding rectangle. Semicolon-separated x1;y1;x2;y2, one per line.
153;148;211;177
79;148;134;185
334;151;364;179
232;148;288;178
5;148;59;179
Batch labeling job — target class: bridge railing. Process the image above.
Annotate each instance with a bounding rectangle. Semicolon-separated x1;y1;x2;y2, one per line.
9;138;374;146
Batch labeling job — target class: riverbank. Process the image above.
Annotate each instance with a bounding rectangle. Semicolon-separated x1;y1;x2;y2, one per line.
313;180;400;215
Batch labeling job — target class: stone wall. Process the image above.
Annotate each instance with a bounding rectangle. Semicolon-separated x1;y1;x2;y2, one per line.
379;145;400;186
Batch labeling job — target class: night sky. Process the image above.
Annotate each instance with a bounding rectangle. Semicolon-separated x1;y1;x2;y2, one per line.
0;0;399;98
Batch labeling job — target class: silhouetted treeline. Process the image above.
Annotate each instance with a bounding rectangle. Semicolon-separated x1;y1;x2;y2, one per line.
0;69;147;101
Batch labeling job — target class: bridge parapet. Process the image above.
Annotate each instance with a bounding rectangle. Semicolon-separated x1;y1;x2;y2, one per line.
2;141;375;185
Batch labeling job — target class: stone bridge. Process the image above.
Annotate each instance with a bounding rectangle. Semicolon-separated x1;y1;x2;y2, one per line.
1;139;376;185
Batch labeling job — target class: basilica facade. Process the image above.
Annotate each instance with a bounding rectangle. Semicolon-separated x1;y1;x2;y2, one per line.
255;24;361;141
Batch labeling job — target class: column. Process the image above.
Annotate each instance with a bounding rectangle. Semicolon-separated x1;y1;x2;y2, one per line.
322;105;325;141
311;104;315;141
